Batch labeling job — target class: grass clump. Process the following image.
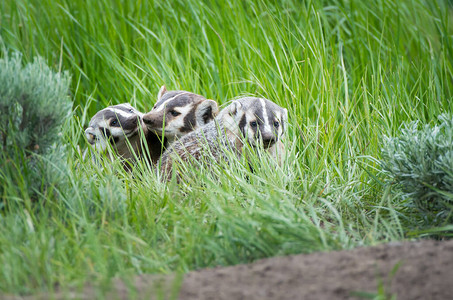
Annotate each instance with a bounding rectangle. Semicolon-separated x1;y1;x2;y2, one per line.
381;115;453;224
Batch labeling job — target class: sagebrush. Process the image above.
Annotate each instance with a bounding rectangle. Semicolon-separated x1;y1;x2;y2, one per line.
381;115;453;223
0;52;71;204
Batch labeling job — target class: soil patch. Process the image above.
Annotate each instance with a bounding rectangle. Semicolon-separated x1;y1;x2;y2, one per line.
5;239;453;300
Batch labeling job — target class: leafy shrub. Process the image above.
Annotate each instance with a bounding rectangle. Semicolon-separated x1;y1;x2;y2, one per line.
381;115;453;223
0;52;72;204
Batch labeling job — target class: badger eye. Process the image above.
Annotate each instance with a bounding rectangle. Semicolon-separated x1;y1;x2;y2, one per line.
273;121;279;128
250;121;257;128
110;119;119;126
169;110;180;117
129;109;134;113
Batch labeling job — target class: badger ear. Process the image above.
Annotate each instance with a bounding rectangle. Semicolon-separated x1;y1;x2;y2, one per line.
280;108;288;135
224;100;242;117
157;85;167;101
282;108;288;123
196;99;219;125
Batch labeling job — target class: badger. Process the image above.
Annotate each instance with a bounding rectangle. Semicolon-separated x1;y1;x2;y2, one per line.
159;97;288;178
142;86;219;144
84;103;166;168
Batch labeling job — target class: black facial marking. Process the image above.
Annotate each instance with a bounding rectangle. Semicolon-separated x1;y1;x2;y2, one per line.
119;116;138;131
181;106;197;133
253;108;265;139
169;110;181;117
145;130;168;164
255;107;265;125
101;111;120;121
100;127;111;139
161;103;180;116
238;114;247;137
111;136;120;145
99;127;121;145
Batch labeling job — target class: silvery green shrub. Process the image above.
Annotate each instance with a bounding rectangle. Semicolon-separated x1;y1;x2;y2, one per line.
0;52;72;203
381;115;453;223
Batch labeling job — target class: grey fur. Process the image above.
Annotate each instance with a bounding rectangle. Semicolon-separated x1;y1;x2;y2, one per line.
160;97;288;178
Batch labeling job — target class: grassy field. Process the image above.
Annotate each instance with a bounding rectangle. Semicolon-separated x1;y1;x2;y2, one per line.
1;0;452;296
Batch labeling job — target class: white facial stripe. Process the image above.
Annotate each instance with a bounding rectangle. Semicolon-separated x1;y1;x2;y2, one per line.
115;104;143;118
110;108;134;119
110;127;131;138
98;119;110;128
174;104;194;115
117;104;142;117
160;104;195;138
117;104;133;110
153;99;171;113
153;92;192;113
259;98;272;133
165;116;185;136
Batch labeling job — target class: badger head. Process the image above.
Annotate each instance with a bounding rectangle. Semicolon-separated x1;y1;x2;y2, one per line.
143;86;219;142
221;97;288;149
85;103;144;154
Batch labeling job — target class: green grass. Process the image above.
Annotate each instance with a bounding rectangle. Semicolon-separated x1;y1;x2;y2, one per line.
0;0;452;296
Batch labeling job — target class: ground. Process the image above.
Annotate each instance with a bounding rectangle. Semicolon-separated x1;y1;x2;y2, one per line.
6;239;453;300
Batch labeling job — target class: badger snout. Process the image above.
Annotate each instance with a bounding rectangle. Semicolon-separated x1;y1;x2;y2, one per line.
143;113;164;132
85;128;97;144
261;133;277;148
143;117;154;126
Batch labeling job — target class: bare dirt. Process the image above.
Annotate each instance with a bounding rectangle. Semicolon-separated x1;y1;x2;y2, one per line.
6;239;453;300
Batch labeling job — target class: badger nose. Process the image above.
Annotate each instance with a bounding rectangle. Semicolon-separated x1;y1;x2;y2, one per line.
85;128;96;144
143;116;154;126
261;134;277;148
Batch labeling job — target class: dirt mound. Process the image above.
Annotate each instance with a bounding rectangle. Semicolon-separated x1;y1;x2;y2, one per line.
179;239;453;300
6;239;453;300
